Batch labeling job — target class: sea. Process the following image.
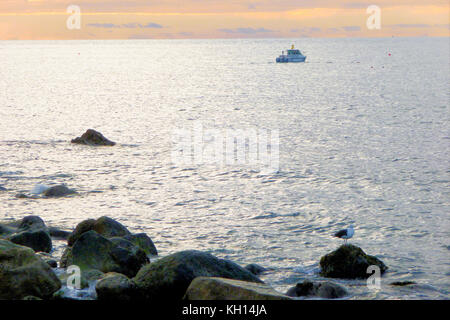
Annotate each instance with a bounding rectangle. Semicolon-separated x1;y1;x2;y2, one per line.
0;37;449;299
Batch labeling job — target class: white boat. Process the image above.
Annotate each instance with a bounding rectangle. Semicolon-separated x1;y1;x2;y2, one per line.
276;45;306;63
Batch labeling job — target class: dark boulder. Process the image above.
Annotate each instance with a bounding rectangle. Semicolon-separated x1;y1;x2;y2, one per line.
0;224;16;237
0;240;61;299
133;250;262;300
65;231;148;278
67;216;131;246
48;227;71;240
184;277;291;300
9;229;52;253
71;129;116;146
245;263;267;276
67;219;96;246
320;244;388;279
123;233;158;256
18;216;46;231
95;273;139;300
286;280;348;299
390;281;416;286
8;216;52;253
43;185;76;198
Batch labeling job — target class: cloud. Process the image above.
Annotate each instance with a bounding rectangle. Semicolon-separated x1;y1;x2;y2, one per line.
342;26;361;32
388;24;432;28
142;22;163;28
291;27;321;33
88;22;163;29
87;23;120;28
218;27;274;34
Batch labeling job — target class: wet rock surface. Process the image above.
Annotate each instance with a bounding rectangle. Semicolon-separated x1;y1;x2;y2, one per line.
71;129;116;146
320;244;388;279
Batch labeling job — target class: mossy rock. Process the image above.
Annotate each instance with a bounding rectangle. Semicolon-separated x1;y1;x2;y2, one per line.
9;229;52;253
286;280;348;299
71;129;116;146
0;240;61;299
95;273;138;300
122;233;158;256
184;277;291;300
67;216;131;246
320;244;387;279
67;231;148;277
133;250;262;300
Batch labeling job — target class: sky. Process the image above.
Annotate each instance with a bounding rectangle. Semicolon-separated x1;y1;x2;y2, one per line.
0;0;448;39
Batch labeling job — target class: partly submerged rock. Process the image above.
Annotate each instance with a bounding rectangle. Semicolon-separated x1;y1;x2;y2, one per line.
9;229;52;253
71;129;116;146
47;227;71;240
0;224;16;237
0;239;61;299
245;263;267;276
8;216;52;253
95;272;138;301
43;185;76;198
123;233;158;256
18;215;47;231
184;277;291;300
320;244;388;279
65;231;148;278
286;280;348;299
390;281;417;286
68;216;131;246
133;250;262;300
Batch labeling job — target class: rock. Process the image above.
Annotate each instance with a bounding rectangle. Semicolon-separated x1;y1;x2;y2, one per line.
286;280;348;299
59;247;73;268
66;231;148;277
184;277;292;300
67;216;131;246
390;281;416;286
18;215;47;231
0;224;16;237
320;244;388;279
245;263;267;275
8;216;52;253
48;227;71;239
42;185;76;198
9;229;52;253
96;273;138;300
67;219;96;246
0;239;61;299
71;129;116;146
46;260;58;268
133;250;262;300
22;295;42;300
36;252;58;268
15;193;30;199
123;233;158;256
93;216;131;238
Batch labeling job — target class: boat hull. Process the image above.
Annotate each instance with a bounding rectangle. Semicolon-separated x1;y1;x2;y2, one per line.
276;56;306;63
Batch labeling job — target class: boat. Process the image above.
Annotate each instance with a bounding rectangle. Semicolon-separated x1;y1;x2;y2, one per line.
276;45;306;63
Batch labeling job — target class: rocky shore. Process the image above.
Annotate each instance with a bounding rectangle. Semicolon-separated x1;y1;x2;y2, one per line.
0;215;389;301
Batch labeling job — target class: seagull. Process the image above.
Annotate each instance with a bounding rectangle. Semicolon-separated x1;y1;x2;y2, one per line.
334;225;354;244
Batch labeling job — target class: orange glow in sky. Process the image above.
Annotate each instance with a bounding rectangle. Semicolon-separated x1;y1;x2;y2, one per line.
0;1;448;39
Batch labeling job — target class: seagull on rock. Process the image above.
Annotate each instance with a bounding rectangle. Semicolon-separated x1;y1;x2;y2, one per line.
334;225;354;244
